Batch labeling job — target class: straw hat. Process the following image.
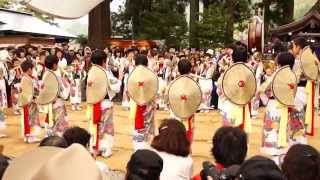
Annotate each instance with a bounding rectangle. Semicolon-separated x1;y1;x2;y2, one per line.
18;76;34;107
222;63;257;105
2;144;108;180
36;70;59;105
168;75;202;119
128;65;158;105
86;64;109;104
299;46;319;80
272;66;297;106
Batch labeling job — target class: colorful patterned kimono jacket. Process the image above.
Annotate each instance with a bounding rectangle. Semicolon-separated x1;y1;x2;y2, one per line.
87;70;121;154
20;75;41;138
0;62;8;131
130;99;156;151
9;67;22;112
259;70;306;156
45;75;70;137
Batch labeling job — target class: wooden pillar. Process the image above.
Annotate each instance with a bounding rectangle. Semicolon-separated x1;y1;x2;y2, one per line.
88;0;111;49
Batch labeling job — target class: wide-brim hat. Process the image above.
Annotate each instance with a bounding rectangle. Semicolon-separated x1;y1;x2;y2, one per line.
86;64;109;104
272;66;297;106
19;76;34;107
168;75;202;119
36;70;59;105
299;46;319;80
128;65;158;105
3;144;108;180
222;63;257;105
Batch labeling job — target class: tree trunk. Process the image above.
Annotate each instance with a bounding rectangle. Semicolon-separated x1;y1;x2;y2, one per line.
263;0;271;40
282;0;294;24
88;0;111;49
225;0;236;44
189;0;199;48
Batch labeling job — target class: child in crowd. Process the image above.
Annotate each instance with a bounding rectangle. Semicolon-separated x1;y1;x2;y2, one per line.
20;60;41;143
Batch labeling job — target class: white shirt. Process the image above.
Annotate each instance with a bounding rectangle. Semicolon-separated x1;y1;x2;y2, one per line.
154;150;193;180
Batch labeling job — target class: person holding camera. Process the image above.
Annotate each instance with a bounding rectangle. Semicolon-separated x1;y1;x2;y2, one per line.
193;126;248;180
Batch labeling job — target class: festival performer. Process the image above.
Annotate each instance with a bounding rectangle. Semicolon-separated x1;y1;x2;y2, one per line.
87;50;121;158
41;55;70;137
128;54;158;151
167;59;202;142
120;49;135;110
68;57;85;111
0;50;9;138
19;60;41;143
217;46;256;133
9;58;23;115
257;52;300;160
292;37;319;137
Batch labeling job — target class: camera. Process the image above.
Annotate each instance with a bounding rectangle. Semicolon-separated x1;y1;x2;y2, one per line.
200;161;240;180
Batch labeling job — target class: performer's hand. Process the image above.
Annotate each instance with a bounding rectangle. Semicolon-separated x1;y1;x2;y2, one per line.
88;81;93;87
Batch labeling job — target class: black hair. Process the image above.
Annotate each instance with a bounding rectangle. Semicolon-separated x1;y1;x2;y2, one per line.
293;37;308;49
39;136;68;148
237;156;285;180
232;46;248;63
212;127;247;167
282;144;320;180
126;149;163;180
276;52;295;69
63;127;91;148
44;55;59;70
126;48;135;55
135;54;148;66
178;59;192;75
20;60;34;73
91;50;107;66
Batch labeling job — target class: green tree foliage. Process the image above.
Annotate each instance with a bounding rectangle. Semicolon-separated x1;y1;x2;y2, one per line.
196;0;251;48
196;3;228;48
75;34;88;48
254;0;294;37
125;0;188;48
0;0;10;8
111;6;132;39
